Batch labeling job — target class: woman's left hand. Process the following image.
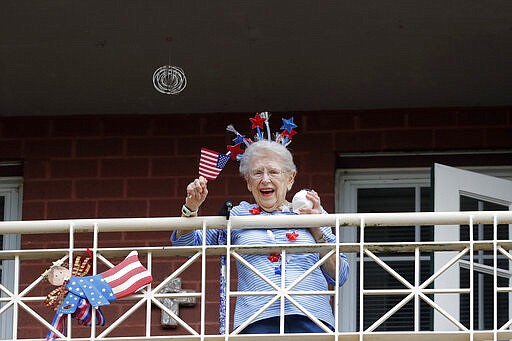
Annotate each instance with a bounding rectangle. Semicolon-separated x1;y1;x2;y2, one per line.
298;190;325;241
298;190;337;278
298;189;322;215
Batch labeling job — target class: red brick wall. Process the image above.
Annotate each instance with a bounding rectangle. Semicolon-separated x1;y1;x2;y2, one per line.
1;107;511;337
1;108;510;222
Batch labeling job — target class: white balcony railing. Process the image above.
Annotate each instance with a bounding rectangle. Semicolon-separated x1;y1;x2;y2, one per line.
1;211;512;341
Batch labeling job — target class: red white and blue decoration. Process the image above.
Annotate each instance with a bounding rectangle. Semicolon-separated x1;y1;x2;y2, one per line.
44;251;152;341
226;113;298;159
199;112;298;182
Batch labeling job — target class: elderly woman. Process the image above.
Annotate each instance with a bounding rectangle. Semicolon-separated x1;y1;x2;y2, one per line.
171;140;349;334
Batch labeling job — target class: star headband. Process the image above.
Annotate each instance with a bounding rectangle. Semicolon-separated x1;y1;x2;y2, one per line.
198;112;298;180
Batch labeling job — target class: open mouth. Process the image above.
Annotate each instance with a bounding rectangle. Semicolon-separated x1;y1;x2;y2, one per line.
260;188;275;196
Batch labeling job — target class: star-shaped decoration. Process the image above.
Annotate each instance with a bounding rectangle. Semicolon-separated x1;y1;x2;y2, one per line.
250;113;266;129
281;129;297;139
227;144;244;160
280;117;297;133
249;206;261;215
286;231;299;241
267;254;281;262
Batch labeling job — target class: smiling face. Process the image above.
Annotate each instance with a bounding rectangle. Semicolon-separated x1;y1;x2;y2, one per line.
246;152;296;212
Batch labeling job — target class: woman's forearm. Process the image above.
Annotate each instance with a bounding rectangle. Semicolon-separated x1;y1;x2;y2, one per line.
319;250;338;279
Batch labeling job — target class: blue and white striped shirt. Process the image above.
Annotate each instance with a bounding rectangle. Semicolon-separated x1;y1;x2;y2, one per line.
171;201;350;329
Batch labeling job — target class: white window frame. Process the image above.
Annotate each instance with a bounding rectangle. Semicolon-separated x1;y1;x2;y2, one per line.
335;166;512;332
336;167;430;331
0;177;23;340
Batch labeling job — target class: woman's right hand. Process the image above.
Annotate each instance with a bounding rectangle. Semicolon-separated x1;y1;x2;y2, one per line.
185;176;208;211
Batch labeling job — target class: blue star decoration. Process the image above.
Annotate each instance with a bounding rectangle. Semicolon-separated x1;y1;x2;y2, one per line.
280;117;297;133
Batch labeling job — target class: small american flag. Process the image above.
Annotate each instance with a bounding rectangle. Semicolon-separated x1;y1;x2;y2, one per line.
199;148;230;180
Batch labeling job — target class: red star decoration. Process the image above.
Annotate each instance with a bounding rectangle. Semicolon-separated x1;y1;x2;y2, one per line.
249;113;266;129
281;129;297;139
286;231;299;241
267;254;281;262
249;206;261;215
227;144;244;160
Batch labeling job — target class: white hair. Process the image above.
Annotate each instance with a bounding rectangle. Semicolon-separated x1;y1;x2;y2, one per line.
239;140;296;178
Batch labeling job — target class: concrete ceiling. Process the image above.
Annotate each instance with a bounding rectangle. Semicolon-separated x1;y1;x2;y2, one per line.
1;0;512;116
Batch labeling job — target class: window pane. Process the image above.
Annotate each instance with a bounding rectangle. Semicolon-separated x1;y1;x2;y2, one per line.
420;187;432;212
358;188;415;243
358;188;416;213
